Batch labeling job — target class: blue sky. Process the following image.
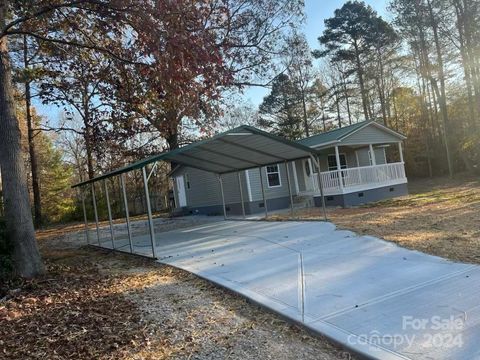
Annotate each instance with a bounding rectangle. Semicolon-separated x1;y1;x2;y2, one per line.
244;0;388;105
35;0;388;121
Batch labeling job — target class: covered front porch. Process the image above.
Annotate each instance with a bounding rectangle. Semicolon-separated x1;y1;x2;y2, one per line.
295;142;407;197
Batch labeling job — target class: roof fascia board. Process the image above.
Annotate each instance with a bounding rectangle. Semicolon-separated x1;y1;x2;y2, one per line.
310;140;341;149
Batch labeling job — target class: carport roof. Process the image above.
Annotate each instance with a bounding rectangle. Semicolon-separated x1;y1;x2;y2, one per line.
72;125;316;188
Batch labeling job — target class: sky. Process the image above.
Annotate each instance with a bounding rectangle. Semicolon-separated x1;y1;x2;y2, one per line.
34;0;389;122
243;0;388;106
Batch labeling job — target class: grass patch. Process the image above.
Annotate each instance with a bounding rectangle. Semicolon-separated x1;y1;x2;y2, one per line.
273;174;480;264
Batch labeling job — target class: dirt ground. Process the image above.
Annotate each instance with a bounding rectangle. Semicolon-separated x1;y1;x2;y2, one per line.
0;220;354;360
273;174;480;264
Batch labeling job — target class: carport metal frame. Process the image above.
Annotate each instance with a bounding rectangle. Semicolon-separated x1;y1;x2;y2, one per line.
72;125;327;259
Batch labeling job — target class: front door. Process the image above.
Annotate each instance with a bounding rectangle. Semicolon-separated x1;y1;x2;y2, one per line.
175;176;187;207
302;159;315;191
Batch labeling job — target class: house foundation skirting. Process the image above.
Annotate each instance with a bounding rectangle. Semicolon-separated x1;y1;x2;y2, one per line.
176;196;291;216
314;182;408;208
174;183;408;216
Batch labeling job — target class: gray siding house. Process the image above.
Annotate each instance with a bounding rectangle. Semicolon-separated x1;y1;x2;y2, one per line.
171;121;408;215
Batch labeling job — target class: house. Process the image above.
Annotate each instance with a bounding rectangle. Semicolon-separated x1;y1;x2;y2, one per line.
170;121;407;215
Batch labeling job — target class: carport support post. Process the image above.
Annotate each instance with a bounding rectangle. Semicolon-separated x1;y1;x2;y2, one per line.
284;161;294;216
103;179;115;249
237;172;246;219
120;173;134;253
142;167;157;259
91;183;100;245
259;167;268;218
218;174;227;220
312;155;328;221
80;187;89;244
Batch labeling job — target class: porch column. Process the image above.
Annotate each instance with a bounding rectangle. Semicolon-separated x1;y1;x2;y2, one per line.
398;142;404;163
335;146;344;192
369;144;377;165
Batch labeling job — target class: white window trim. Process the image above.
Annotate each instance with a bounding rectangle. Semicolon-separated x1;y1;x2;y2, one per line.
327;153;347;171
265;164;282;188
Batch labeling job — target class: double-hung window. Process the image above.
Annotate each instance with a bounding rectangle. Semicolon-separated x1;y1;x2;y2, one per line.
266;165;281;188
327;154;347;171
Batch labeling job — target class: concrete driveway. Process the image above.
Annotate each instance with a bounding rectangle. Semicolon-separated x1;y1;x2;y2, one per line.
145;220;480;360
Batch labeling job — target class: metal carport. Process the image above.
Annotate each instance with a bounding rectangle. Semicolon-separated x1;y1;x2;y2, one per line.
72;125;327;258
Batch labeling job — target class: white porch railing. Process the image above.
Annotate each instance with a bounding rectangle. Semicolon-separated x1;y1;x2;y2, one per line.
310;162;407;195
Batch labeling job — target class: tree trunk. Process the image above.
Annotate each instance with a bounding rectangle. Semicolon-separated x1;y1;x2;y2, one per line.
453;0;477;130
335;90;341;127
166;127;179;150
23;36;42;228
0;0;44;278
353;40;370;121
340;70;352;125
376;51;388;126
301;90;309;137
84;128;95;180
426;0;453;177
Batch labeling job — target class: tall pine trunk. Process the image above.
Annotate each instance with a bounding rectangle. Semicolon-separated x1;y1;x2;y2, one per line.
23;36;42;227
0;0;44;278
301;89;309;137
426;0;453;177
353;40;370;121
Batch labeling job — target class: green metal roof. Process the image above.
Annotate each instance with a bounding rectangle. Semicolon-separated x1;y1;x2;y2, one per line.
72;125;316;188
297;121;406;148
297;121;369;147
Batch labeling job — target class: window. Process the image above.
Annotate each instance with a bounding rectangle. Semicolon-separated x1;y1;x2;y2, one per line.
184;173;191;189
266;165;281;188
327;154;347;171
